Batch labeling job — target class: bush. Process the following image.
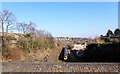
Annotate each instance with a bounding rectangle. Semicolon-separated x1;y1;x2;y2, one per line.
105;37;112;43
24;34;31;37
84;42;120;62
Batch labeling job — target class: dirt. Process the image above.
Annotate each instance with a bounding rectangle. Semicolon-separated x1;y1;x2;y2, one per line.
2;46;62;63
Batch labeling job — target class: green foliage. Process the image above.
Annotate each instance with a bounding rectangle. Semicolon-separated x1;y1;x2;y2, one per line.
26;47;30;53
17;30;55;52
43;40;54;50
33;41;39;46
84;42;120;62
105;37;112;43
114;28;120;35
106;29;113;36
97;43;101;47
44;41;48;50
24;34;31;37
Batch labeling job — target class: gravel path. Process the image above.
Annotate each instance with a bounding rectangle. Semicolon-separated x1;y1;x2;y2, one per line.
2;62;120;72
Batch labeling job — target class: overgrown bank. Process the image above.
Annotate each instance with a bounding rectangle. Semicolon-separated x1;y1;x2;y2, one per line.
81;42;120;62
2;33;63;62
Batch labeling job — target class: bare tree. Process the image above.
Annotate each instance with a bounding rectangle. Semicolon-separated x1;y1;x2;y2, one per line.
0;11;5;37
18;23;28;34
29;21;36;34
17;21;36;34
0;10;16;36
0;10;16;49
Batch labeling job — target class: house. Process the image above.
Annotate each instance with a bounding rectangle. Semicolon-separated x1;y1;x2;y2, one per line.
0;32;36;44
100;34;120;41
72;44;86;51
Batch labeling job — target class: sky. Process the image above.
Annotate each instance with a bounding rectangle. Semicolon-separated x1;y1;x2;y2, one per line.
1;2;118;38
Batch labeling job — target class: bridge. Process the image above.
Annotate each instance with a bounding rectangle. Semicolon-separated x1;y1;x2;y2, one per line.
2;62;119;72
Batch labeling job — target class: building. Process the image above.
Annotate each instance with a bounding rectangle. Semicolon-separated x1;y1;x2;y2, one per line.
54;37;89;44
100;34;120;41
0;32;25;41
54;37;71;41
0;32;36;44
72;44;86;51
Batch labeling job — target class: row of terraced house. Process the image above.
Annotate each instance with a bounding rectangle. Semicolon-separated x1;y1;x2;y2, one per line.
0;32;36;45
54;37;89;44
100;34;120;41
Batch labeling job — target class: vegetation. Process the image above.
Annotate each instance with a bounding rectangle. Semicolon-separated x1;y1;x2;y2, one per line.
105;28;120;42
0;10;59;62
82;29;120;62
104;37;112;42
83;42;120;62
114;28;120;35
106;29;113;36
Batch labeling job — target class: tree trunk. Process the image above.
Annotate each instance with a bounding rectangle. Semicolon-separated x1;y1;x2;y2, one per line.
2;21;5;50
6;25;9;36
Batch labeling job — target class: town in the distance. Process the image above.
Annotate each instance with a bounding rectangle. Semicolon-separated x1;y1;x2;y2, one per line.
0;9;120;63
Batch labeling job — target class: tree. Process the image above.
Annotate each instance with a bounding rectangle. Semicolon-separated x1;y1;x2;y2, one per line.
105;37;112;43
16;21;36;51
119;35;120;42
114;28;120;35
0;10;16;36
36;30;55;49
17;21;36;34
17;23;29;34
106;29;113;36
29;21;36;34
0;10;16;49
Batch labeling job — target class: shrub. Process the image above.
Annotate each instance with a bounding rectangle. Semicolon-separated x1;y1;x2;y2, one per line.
24;34;31;37
84;42;120;62
105;37;112;43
